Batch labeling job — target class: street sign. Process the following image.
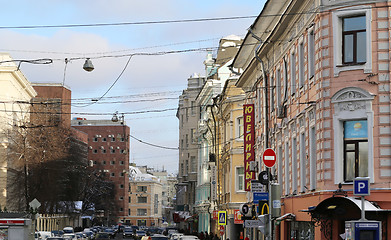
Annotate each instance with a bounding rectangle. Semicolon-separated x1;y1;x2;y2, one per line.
354;177;370;196
244;219;261;228
253;192;269;203
219;225;225;235
251;180;264;192
262;149;276;168
239;204;250;215
258;171;271;185
234;210;244;224
218;211;227;225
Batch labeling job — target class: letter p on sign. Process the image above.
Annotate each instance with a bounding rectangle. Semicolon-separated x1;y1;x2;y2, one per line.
353;177;370;196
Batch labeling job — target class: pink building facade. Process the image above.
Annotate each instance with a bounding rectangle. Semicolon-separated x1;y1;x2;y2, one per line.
233;0;391;239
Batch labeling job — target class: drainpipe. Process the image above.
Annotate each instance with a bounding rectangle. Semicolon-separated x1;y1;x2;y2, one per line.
249;27;272;240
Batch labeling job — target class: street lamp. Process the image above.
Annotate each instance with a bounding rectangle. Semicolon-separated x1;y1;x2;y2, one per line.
83;58;94;72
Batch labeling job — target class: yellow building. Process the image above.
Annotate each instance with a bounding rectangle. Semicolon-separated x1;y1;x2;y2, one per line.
215;76;247;239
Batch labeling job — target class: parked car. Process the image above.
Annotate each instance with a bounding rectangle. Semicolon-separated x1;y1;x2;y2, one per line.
151;234;169;240
63;227;74;234
94;232;111;240
63;233;77;240
135;230;147;239
47;238;65;240
178;236;199;240
123;227;134;238
170;233;184;240
103;228;116;238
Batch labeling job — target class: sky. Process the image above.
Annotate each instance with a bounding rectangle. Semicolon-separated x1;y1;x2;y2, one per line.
0;0;266;174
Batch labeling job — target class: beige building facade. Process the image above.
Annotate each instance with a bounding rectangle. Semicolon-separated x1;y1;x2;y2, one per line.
0;53;37;211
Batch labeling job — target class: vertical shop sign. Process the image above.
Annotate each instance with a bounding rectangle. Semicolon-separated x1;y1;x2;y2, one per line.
243;104;256;191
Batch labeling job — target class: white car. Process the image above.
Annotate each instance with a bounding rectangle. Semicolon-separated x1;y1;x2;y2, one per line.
179;236;199;240
63;233;78;240
170;233;184;240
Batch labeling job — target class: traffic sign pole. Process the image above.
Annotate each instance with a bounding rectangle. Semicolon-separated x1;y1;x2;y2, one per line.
262;149;276;240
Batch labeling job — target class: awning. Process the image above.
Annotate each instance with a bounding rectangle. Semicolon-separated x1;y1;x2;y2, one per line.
302;196;384;221
276;213;295;222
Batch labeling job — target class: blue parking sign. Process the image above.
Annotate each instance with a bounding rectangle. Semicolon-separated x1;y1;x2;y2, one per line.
218;211;227;225
354;177;370;196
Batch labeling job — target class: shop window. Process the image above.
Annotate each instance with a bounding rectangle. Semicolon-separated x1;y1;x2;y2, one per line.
343;120;368;182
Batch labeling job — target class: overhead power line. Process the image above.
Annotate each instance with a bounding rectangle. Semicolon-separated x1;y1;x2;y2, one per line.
0;16;258;30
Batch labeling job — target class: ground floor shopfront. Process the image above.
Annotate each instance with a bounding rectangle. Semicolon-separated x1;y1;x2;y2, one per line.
279;190;391;240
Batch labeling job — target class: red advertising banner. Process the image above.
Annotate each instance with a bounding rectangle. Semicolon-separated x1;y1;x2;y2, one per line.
234;209;244;224
213;210;218;220
243;104;256;191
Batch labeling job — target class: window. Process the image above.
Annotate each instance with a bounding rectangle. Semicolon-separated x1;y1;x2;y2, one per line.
120;172;124;177
120;184;124;189
129;197;131;203
185;134;188;147
103;161;106;165
93;149;98;154
138;197;147;203
343;120;368;182
121;149;126;154
119;196;123;201
292;138;298;194
284;142;290;195
101;149;106;154
120;161;124;165
111;149;115;154
93;137;98;142
110;161;115;165
191;128;196;143
333;9;371;76
190;156;196;172
137;209;147;216
237;117;243;139
191;101;196;115
308;30;315;79
276;69;282;106
236;167;244;191
110;173;115;177
299;42;305;88
309;126;317;190
111;137;116;142
102;138;107;142
300;132;306;192
342;15;366;65
270;76;275;112
290;52;296;95
137;186;147;192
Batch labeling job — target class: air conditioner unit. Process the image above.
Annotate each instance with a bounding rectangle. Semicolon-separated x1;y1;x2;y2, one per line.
89;146;93;149
100;146;104;149
110;146;114;149
117;146;120;149
277;105;286;119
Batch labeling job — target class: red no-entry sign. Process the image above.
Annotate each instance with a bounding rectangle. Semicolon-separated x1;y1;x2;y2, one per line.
262;148;276;168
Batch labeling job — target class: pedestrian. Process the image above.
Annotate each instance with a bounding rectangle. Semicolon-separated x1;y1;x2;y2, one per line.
213;233;219;240
199;231;205;240
244;236;249;240
205;232;209;240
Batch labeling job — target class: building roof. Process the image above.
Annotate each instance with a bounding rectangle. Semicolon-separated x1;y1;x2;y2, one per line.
129;166;161;183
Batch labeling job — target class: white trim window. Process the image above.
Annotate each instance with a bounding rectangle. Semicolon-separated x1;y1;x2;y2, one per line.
298;41;305;88
236;167;245;192
290;52;296;95
308;29;315;80
237;117;244;140
332;8;372;76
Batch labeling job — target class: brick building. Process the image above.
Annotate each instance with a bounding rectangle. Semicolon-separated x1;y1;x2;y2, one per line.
72;118;130;224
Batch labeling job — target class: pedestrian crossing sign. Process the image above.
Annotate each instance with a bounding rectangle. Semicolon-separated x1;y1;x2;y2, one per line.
218;211;227;225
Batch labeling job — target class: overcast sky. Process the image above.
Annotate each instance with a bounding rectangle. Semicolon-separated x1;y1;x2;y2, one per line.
0;0;266;174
